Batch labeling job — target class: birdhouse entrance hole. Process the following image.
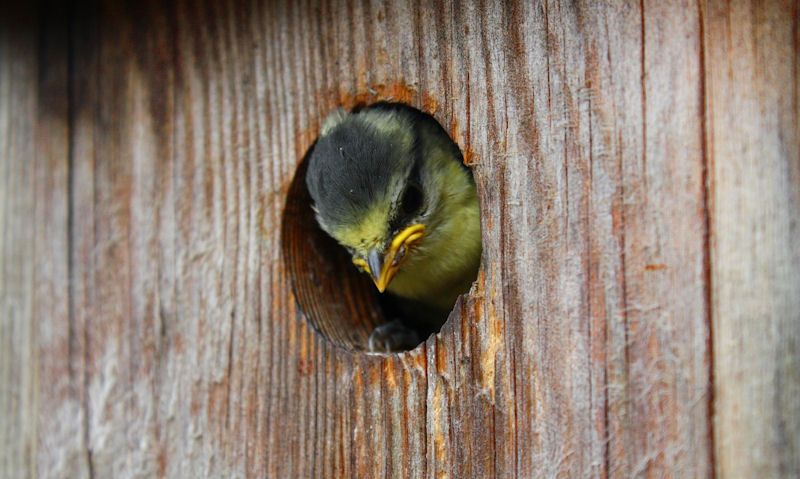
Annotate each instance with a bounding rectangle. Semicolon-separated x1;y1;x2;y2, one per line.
281;103;479;353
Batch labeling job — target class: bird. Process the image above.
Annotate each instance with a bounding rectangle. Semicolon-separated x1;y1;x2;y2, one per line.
305;102;482;352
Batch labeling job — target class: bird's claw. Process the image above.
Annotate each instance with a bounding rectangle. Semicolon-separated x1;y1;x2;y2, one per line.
368;319;420;353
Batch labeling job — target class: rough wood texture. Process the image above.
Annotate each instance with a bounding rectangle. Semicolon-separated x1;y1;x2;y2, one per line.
0;1;796;478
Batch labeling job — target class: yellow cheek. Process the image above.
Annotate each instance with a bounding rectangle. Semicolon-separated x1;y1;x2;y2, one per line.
352;257;369;273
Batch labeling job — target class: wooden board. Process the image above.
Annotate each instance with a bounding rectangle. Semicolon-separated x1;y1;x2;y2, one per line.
705;0;800;476
0;4;81;477
0;0;796;477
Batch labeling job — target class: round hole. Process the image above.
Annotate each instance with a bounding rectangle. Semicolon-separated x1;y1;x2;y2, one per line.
281;102;480;353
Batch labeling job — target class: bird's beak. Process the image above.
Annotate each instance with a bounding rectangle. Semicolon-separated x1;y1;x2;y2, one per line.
366;224;425;292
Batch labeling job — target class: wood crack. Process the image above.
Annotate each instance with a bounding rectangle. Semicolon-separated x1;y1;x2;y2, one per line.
697;1;716;477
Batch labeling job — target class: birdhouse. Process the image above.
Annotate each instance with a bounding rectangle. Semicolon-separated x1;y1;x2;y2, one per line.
1;1;798;478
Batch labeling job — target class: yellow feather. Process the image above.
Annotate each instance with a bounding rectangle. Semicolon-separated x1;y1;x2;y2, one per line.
387;147;482;312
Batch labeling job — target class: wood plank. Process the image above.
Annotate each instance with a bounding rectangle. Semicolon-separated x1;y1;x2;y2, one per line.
0;3;90;478
70;0;711;476
0;7;39;477
705;0;800;476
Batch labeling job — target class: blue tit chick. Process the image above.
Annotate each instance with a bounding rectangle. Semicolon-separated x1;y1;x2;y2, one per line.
305;102;482;352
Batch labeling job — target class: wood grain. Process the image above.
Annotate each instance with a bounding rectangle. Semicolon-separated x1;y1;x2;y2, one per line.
705;0;800;476
0;3;89;478
0;0;796;477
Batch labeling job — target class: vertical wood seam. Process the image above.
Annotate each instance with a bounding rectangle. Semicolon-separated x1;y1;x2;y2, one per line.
697;1;717;478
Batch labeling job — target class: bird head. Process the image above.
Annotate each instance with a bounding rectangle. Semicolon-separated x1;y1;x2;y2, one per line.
305;104;454;293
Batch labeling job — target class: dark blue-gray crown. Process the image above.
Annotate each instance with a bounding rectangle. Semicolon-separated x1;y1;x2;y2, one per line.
305;109;414;231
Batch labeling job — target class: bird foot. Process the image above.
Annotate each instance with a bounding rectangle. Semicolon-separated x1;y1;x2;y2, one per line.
368;319;420;353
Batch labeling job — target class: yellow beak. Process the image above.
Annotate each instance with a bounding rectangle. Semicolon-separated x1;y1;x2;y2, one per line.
365;224;425;293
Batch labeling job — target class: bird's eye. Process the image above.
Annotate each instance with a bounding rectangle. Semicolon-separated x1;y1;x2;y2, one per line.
400;184;423;216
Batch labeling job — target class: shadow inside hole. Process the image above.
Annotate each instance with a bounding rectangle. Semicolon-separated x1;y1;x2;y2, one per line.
282;151;388;352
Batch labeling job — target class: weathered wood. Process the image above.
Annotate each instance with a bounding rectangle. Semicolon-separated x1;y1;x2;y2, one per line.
0;4;86;478
705;0;800;476
0;0;796;478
